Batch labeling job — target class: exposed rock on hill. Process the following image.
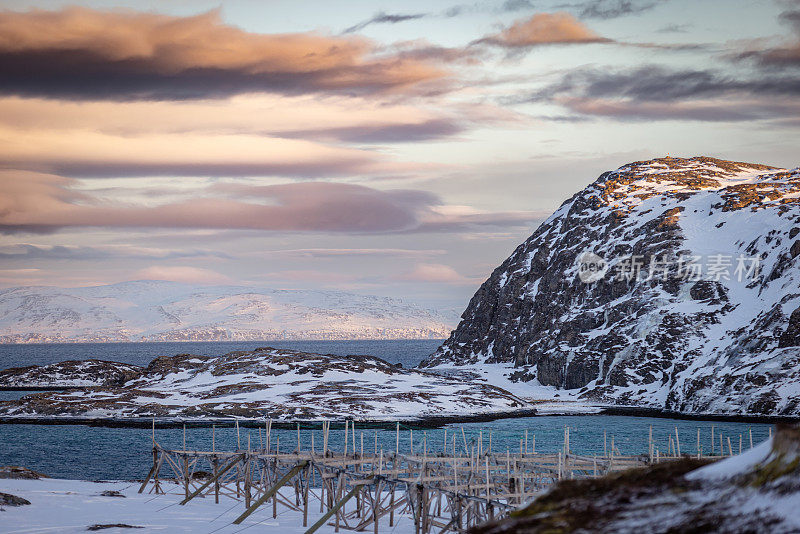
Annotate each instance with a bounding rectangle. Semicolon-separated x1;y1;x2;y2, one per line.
0;360;142;389
421;156;800;416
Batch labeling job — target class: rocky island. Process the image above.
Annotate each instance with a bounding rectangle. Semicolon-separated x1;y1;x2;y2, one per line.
0;347;532;424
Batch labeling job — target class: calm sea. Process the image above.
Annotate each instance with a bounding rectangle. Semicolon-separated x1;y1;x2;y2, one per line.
0;341;775;480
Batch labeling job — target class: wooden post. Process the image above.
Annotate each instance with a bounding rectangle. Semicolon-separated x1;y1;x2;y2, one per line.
749;427;754;449
728;436;733;456
344;420;349;456
305;476;373;534
232;460;309;524
675;427;681;457
389;484;396;527
303;464;311;527
213;456;219;504
484;456;490;498
297;422;301;453
396;422;400;456
183;454;189;499
711;425;715;454
180;453;244;505
697;428;700;458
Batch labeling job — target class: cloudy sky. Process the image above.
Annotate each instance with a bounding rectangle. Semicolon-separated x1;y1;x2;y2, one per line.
0;0;798;314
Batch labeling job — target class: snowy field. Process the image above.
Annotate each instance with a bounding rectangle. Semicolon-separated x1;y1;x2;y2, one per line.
0;477;416;534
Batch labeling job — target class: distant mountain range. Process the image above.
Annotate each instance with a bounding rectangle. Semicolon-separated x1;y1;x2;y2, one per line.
421;156;800;416
0;281;455;342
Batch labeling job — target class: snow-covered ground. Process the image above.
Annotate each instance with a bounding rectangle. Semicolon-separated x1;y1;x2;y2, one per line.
0;477;416;533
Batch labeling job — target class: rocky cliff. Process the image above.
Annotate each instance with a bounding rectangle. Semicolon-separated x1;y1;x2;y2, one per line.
421;156;800;416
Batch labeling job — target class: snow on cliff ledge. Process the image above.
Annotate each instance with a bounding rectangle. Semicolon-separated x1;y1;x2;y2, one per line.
421;156;800;416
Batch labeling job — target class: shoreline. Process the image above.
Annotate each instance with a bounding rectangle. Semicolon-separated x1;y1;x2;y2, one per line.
0;405;795;428
0;408;540;429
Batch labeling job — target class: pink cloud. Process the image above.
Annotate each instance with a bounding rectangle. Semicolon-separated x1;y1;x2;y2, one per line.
478;13;610;48
396;263;477;284
135;265;231;285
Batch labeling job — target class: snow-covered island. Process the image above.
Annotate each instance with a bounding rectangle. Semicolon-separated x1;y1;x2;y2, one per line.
0;347;533;423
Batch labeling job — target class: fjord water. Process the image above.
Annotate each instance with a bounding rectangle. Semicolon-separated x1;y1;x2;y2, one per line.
0;341;775;480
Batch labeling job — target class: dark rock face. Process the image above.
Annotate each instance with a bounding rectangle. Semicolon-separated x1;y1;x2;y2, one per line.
421;157;800;416
779;307;800;348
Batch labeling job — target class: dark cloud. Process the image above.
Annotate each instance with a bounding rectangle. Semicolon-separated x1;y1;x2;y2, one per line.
275;118;464;143
344;11;428;33
0;244;229;261
525;65;800;122
655;23;690;34
558;0;662;19
530;66;800;102
0;8;447;101
500;0;536;12
735;9;800;68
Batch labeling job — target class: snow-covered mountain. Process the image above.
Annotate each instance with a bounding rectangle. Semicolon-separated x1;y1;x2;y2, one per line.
421;156;800;416
0;281;455;342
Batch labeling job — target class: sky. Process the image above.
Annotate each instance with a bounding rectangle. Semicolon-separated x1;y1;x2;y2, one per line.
0;0;798;315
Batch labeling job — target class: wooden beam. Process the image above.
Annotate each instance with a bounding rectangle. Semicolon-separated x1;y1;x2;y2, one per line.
179;453;244;505
232;460;309;525
304;476;374;534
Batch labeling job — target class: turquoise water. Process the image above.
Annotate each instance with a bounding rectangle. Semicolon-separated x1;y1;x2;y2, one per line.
0;341;775;481
0;416;773;480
